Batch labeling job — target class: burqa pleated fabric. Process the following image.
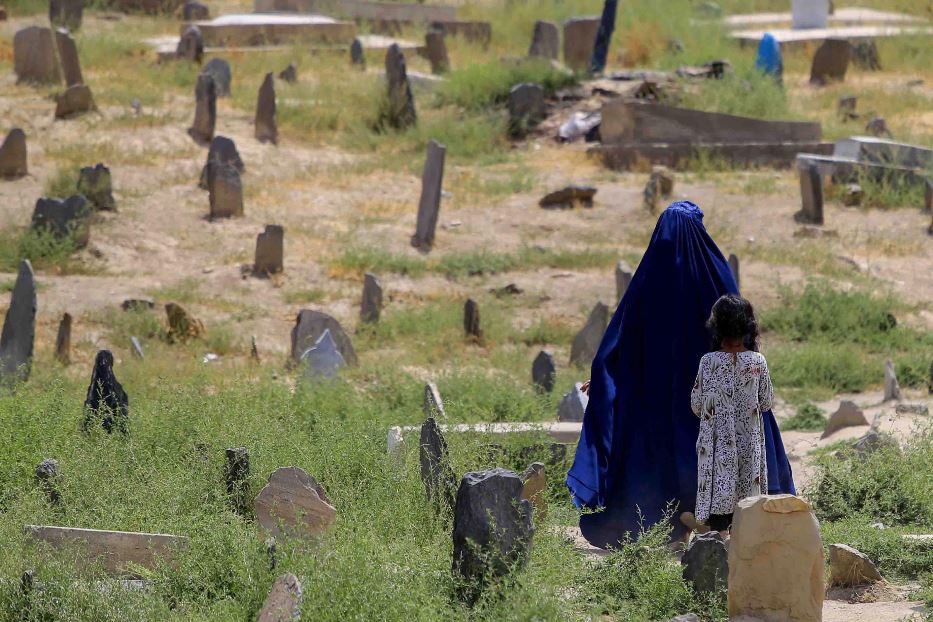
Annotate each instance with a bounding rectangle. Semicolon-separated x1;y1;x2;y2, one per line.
566;201;795;549
755;32;783;79
83;350;129;434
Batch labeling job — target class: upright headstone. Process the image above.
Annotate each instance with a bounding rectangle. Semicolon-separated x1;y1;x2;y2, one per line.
131;336;144;359
54;28;83;87
350;38;365;67
528;20;559;60
14;26;61;85
251;335;259;361
569;302;609;367
208;163;243;219
0;261;37;385
300;329;346;380
255;72;278;145
420;416;456;514
562;17;600;72
795;160;824;225
254;467;337;538
557;382;588;422
181;0;208;20
821;400;867;438
652;165;675;196
253;224;284;276
201;58;231;97
531;350;556;393
32;195;90;247
55;312;72;365
82;350;128;434
54;84;95;119
507;83;545;137
257;573;302;622
615;261;632;303
383;44;416;129
198;135;243;190
176;25;203;63
290;310;357;366
463;298;482;340
643;174;659;213
188;73;216;145
424;30;449;74
224;447;251;516
521;462;547;522
360;272;382;323
682;532;729;596
452;469;533;605
883;360;902;402
0;129;28;179
35;458;62;505
423;382;445;418
77;163;116;211
851;40;881;71
809;38;850;86
865;116;891;138
410;140;445;252
728;254;740;289
49;0;82;31
278;63;297;83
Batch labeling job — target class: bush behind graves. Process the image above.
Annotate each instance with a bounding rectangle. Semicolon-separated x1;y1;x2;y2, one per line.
780;402;826;432
0;226;81;274
436;59;576;111
820;518;933;581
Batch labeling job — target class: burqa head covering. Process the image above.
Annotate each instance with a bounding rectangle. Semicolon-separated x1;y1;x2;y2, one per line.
84;349;129;434
566;201;794;548
755;32;783;77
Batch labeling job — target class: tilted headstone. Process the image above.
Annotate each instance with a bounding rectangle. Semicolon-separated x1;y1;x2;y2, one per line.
528;20;559;60
423;382;445;418
77;163;116;211
0;261;37;385
82;350;128;434
682;532;728;595
55;312;72;365
255;72;278;145
538;185;596;209
521;462;547;522
420;416;456;514
200;58;231;97
410;140;445;252
851;40;881;71
176;25;203;63
452;468;533;604
164;302;205;343
35;458;62;505
50;0;83;31
31;195;90;248
424;30;449;74
795;160;824;225
130;336;144;359
278;63;297;83
883;360;901;402
360;272;382;323
257;573;302;622
54;84;95;119
557;382;588;422
809;38;850;86
569;302;609;367
254;467;336;538
208;162;243;219
187;73;216;145
865;116;891;138
0;129;28;179
290;309;357;366
383;44;416;129
223;447;251;515
463;298;482;340
54;28;83;87
181;1;208;20
507;83;545;137
531;350;556;393
253;224;284;276
300;329;346;380
198;135;243;190
350;38;365;67
122;298;154;311
643;174;659;213
829;543;883;587
615;260;632;303
14;26;61;85
821;401;867;438
562;17;600;72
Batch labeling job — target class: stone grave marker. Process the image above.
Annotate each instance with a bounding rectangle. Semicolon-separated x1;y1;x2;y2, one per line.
821;400;867;438
0;129;28;179
423;382;445;418
925;178;932;213
531;350;556;393
883;360;901;401
122;298;154;311
420;416;456;514
201;58;231;97
521;462;547;523
528;20;559;59
257;573;302;622
14;26;61;85
643;174;659;212
165;302;205;343
0;261;36;386
208;162;243;219
360;272;382;323
728;254;740;289
82;350;128;434
35;458;62;505
54;84;95;119
290;309;357;366
557;382;588;422
615;261;633;303
350;37;365;67
32;195;90;247
538;184;596;209
569;302;609;367
49;0;82;31
383;43;416;129
131;336;144;359
424;29;449;74
843;183;863;206
188;73;216;145
55;312;72;365
829;544;883;587
254;466;337;538
300;329;346;380
251;335;259;361
430;20;491;47
452;468;533;605
463;298;482;340
199;135;243;189
253;224;284;276
278;63;297;83
809;38;850;86
176;25;203;63
652;165;675;196
77;163;116;211
682;532;728;596
181;1;208;20
838;95;857;120
410;140;445;252
507;83;545;137
795;159;824;225
865;116;891;138
224;447;250;515
851;40;881;71
54;28;83;87
562;17;599;72
255;72;278;145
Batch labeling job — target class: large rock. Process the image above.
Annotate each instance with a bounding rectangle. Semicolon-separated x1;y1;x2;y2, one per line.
290;309;357;366
207;162;243;219
821;400;867;438
54;28;83;87
253;224;284;276
562;17;599;72
77;163;116;211
682;531;728;596
255;72;278;145
0;260;37;385
419;416;456;514
0;129;28;179
507;83;545;137
829;543;883;587
810;38;850;86
54;84;95;119
200;58;231;97
198;135;243;190
360;272;382;323
410;140;445;252
14;26;61;85
257;573;302;622
383;43;416;129
531;350;555;393
82;350;129;434
569;302;609;367
557;382;588;422
528;20;559;60
50;0;83;30
188;73;216;145
255;467;337;538
299;329;345;380
31;195;90;247
728;495;823;622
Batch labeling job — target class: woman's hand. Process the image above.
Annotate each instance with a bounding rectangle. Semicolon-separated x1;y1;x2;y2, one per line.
580;380;590;394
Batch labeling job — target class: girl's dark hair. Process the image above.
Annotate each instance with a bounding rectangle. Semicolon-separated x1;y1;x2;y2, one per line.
706;294;760;351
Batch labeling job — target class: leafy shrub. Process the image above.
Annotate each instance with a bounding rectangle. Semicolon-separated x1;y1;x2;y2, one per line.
781;402;826;432
437;59;576;111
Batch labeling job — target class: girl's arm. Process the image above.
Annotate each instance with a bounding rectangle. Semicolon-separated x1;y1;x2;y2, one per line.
690;359;704;417
758;357;774;412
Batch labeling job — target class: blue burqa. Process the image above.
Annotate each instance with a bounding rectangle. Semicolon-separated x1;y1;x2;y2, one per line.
755;33;783;79
566;201;795;548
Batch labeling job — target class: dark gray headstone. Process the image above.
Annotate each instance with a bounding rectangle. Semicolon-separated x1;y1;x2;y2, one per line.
529;20;559;59
531;350;555;393
131;336;144;359
198;135;243;189
569;302;609;367
54;28;83;87
55;312;72;365
0;260;37;385
383;43;416;130
253;224;284;276
615;260;632;303
851;40;881;71
31;195;90;247
176;25;203;63
188;72;216;145
463;298;482;339
82;350;128;434
809;38;850;86
77;163;116;211
424;30;449;74
562;17;600;72
350;38;365;67
208;162;243;219
557;382;588;422
728;254;740;289
54;84;95;119
254;72;277;145
410;140;445;252
0;129;28;179
278;63;297;83
14;26;61;85
290;309;357;366
360;272;382;323
300;329;346;380
181;0;208;20
201;58;231;97
795;161;824;225
224;447;250;515
681;532;728;596
423;382;445;418
539;184;596;209
50;0;83;30
452;468;533;604
419;416;456;514
865;116;891;138
35;458;62;505
507;83;545;137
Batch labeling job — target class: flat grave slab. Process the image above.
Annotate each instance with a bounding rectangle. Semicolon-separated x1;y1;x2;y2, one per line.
254;0;456;24
724;7;924;28
732;24;933;45
148;32;418;60
387;421;582;452
594;140;834;170
182;13;355;47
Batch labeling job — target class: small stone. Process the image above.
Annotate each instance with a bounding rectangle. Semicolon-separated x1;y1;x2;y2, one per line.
865;116;891;138
35;458;61;505
200;58;231;97
299;329;346;380
822;400;868;438
165;302;205;343
895;402;929;416
290;310;357;366
884;360;902;402
615;261;633;303
643;174;659;213
562;17;600;72
539;184;596;209
350;38;365;67
532;350;556;393
521;462;547;523
507;83;545;137
0;128;28;179
121;298;154;311
667;616;700;622
251;335;259;361
382;44;416;130
423;382;445;418
265;536;276;570
82;350;128;434
0;261;36;386
528;20;558;60
77;163;116;212
55;312;72;365
31;195;90;248
829;543;883;587
54;84;96;119
207;162;243;219
410;140;445;252
682;531;728;595
569;302;609;367
557;382;588;422
224;447;251;515
254;466;336;538
420;416;456;514
360;272;382;323
188;73;216;145
463;298;482;340
795;160;824;225
278;63;297;83
130;336;144;359
837;95;858;120
809;38;850;86
49;0;82;30
176;25;203;63
255;72;278;145
424;29;449;74
253;224;284;276
181;1;208;20
843;183;863;207
257;573;302;622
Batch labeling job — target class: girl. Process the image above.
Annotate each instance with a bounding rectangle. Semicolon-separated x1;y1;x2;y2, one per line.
690;294;773;536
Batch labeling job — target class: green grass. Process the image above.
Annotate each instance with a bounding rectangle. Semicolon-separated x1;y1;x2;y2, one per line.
436;59;576;111
780;402;826;432
44;168;80;199
0;227;82;274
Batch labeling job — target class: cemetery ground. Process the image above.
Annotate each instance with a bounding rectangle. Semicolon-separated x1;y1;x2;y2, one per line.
0;0;932;619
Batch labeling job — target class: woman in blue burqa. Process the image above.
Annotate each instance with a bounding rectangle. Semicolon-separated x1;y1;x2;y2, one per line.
566;201;796;548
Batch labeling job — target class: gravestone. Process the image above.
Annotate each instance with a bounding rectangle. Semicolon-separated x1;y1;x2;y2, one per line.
809;38;850;86
290;309;357;366
531;350;556;393
728;254;740;289
208;163;243;219
643;174;659;212
0;261;37;385
851;40;881;71
35;458;61;505
652;165;675;196
255;72;278;145
410;140;445;252
843;183;863;206
176;25;203;63
615;261;633;303
557;382;588;422
424;30;449;74
423;382;445;418
562;17;600;72
201;58;231;97
198;135;243;189
383;44;416;129
521;462;547;522
55;312;72;365
188;73;216;145
883;360;901;401
224;447;251;515
82;350;129;434
538;185;597;209
829;544;883;587
122;298;154;311
507;83;545;137
165;302;205;343
865;116;891;138
569;302;609;367
821;400;867;438
350;38;365;67
181;1;208;20
257;573;302;622
77;163;116;211
14;26;61;85
0;129;28;179
360;272;382;323
254;467;337;538
251;335;259;361
452;468;533;605
50;0;82;30
838;95;857;120
253;224;284;276
31;195;90;247
54;84;95;119
925;178;932;213
278;63;297;83
795;161;823;225
463;298;482;340
420;416;456;514
528;20;558;59
131;336;144;359
300;329;346;380
54;28;83;87
682;532;728;596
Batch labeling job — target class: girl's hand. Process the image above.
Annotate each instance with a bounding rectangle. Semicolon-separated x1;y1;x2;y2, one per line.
580;380;590;394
